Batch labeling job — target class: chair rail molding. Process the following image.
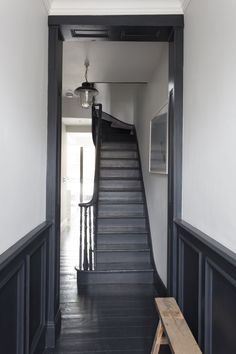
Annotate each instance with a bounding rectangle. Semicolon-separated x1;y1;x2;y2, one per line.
174;219;236;354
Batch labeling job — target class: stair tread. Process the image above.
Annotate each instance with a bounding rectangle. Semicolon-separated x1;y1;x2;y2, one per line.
96;262;153;271
97;244;149;251
100;167;140;170
97;248;150;253
99;177;141;180
99;188;142;192
98;231;148;235
97;215;146;219
101;157;139;161
98;201;144;205
101;148;137;152
98;228;147;233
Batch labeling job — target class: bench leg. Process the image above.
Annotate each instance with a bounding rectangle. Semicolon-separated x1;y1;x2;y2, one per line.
151;320;164;354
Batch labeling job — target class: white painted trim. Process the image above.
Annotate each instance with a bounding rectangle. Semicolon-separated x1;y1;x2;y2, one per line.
48;0;184;16
49;8;183;15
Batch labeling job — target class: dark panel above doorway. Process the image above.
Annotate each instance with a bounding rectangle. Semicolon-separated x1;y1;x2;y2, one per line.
61;24;172;42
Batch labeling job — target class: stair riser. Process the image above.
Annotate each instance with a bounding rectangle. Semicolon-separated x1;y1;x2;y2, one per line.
99;180;142;191
98;218;147;230
97;244;149;251
97;251;150;263
98;227;147;234
99;191;143;203
97;234;148;245
100;169;141;179
98;204;145;217
77;270;154;285
102;143;137;150
101;151;138;159
103;135;136;143
100;159;139;168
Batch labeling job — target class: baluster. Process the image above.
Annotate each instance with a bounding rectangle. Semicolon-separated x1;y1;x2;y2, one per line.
83;207;89;270
93;205;97;269
79;206;83;269
88;206;93;270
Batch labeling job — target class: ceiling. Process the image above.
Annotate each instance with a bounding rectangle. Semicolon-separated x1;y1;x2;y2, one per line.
44;0;191;15
63;41;166;94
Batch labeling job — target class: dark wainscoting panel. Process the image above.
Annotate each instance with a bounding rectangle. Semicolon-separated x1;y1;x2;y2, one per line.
0;222;51;354
175;219;236;354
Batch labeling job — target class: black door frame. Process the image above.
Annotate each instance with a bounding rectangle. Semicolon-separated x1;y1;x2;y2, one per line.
46;15;183;346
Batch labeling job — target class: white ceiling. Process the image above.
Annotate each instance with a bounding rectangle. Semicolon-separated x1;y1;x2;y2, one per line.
44;0;191;15
63;41;166;94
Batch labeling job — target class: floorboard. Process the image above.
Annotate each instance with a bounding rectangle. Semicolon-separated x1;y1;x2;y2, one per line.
44;217;170;354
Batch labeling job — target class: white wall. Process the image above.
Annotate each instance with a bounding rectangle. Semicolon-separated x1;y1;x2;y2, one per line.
135;45;169;285
61;124;69;230
63;84;137;124
109;84;139;125
0;0;48;254
182;0;236;252
62;97;91;119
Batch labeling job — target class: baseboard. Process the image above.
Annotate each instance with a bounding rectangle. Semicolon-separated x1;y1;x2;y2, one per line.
153;268;167;297
45;308;61;348
31;325;46;354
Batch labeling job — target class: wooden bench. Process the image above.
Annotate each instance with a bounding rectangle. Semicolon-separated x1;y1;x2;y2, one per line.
151;298;202;354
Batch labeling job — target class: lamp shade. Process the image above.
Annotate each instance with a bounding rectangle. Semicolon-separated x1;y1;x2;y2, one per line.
74;82;98;109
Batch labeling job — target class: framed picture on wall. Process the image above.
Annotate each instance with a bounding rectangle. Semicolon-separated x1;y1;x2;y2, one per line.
149;103;168;174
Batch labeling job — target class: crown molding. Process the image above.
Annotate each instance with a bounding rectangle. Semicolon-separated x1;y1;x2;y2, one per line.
42;0;52;12
49;8;183;16
48;0;184;16
180;0;192;11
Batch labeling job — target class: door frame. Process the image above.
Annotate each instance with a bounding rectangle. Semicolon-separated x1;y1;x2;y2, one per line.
46;15;183;346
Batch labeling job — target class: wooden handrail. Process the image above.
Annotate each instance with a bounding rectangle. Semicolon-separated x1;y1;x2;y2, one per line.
79;103;102;208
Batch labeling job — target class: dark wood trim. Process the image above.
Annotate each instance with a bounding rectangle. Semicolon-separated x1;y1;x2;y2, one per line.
0;222;51;354
48;15;184;27
174;219;236;353
46;24;63;348
167;27;184;297
0;222;51;270
175;219;236;267
47;15;184;347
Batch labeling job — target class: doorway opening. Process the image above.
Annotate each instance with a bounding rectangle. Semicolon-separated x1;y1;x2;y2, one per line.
60;121;95;273
46;15;183;350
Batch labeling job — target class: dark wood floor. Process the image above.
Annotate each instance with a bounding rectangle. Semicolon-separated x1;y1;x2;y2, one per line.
44;215;169;354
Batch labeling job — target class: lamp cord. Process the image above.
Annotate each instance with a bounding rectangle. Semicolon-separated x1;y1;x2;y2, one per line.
84;58;89;82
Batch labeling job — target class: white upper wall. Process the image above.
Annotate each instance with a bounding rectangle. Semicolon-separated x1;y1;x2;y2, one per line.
46;0;189;15
182;0;236;251
63;41;165;96
135;45;169;285
0;0;48;254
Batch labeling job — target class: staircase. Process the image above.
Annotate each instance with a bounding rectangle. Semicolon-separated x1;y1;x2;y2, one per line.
77;105;155;286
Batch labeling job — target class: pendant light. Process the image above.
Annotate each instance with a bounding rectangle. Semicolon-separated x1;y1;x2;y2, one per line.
74;58;98;109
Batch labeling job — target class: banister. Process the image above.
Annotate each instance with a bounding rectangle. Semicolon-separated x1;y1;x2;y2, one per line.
79;103;102;208
78;103;102;271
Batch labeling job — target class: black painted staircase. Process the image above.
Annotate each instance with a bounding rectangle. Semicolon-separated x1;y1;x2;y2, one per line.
77;107;155;285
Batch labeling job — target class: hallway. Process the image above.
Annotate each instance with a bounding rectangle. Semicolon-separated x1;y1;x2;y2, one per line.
44;220;160;354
